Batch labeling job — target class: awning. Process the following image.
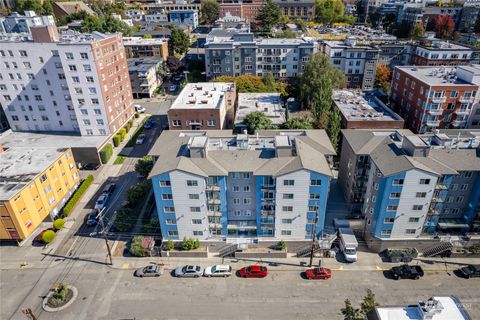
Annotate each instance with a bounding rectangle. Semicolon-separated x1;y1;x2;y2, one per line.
438;222;469;229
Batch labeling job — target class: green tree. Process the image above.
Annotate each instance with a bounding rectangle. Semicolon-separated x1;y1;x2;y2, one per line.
130;236;146;257
169;27;190;56
215;75;268;93
263;73;277;92
360;289;379;316
42;0;53;15
326;108;341;150
15;0;43;14
341;299;363;320
135;156;154;178
200;0;219;25
167;239;175;251
126;181;150;207
294;18;307;32
143;34;153;39
274;29;298;38
113;208;136;232
257;0;283;31
81;14;133;36
281;116;313;129
243;111;275;133
315;0;345;25
298;52;344;123
410;22;425;39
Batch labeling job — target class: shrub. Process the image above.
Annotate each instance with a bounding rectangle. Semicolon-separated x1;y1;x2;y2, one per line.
48;284;68;307
128;119;133;129
112;134;121;147
53;218;65;231
99;143;113;164
134;112;140;118
130;236;146;257
278;240;287;251
63;175;94;216
126;181;150;207
112;208;136;232
42;230;56;244
119;128;127;141
194;239;200;249
182;237;199;250
135;156;154;178
167;239;174;251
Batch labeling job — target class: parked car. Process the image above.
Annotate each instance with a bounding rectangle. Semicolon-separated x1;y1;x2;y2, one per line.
204;265;232;278
136;134;146;145
102;183;116;195
174;265;204;278
239;265;268;278
390;264;424;280
134;265;164;277
173;75;183;82
135;104;146;113
457;264;480;279
169;84;177;93
81;163;100;171
305;267;332;280
143;119;154;129
85;210;99;227
94;193;109;211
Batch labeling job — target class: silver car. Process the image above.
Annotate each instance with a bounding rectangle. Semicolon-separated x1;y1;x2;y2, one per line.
134;265;164;277
174;265;203;278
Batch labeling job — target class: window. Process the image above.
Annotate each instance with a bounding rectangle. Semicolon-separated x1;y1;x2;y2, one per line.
167;231;178;236
80;52;88;59
192;219;202;224
282;219;293;224
282;206;293;212
416;192;427;198
387;205;398;211
389;192;401;199
160;180;171;187
207;120;216;127
40;174;47;183
393;179;404;185
48;195;55;205
281;230;292;236
309;206;318;212
193;231;204;236
86;76;94;83
460;184;468;191
68;65;77;71
456;196;464;203
241;173;250;179
190;207;201;212
233;198;240;204
405;229;416;235
164;206;175;212
381;230;392;236
409;217;420;223
464;171;473;178
188;194;200;199
309;194;320;199
65;52;74;60
186;180;198;187
19;50;27;57
283;193;294;199
243;198;251;204
419;179;430;185
412;205;423;210
166;219;176;225
243;185;250;192
310;179;322;186
283;179;295;186
384;218;395;224
172;120;181;126
233;210;241;216
162;194;173;200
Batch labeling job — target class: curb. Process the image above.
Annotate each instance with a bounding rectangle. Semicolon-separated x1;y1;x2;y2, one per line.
42;285;78;312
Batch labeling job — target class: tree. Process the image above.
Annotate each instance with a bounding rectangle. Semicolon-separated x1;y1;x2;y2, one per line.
215;75;267;93
53;218;65;230
143;34;153;39
298;52;344;123
169;27;190;56
341;299;363;320
281;116;313;129
410;22;425;39
434;15;454;39
326;108;341;150
243;111;275;133
15;0;43;14
80;15;133;36
113;208;136;232
274;29;298;38
263;73;277;92
166;56;183;74
294;18;307;32
315;0;346;25
257;0;283;31
374;64;391;94
126;181;150;207
42;230;56;244
129;236;146;257
360;289;379;316
42;0;53;15
135;156;154;178
200;0;219;25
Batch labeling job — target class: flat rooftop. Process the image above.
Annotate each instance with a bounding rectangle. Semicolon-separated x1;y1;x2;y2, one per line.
235;93;285;126
0;30;113;44
123;36;168;46
420;40;471;51
397;66;480;86
170;82;235;110
127;58;160;72
0;146;67;201
333;90;402;122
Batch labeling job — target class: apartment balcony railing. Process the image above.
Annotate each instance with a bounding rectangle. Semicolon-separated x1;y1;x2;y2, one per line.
455;109;470;115
261;198;275;205
451;119;467;127
227;221;257;230
206;185;221;191
428;108;443;115
209;223;223;229
435;183;448;190
458;96;474;103
261;184;276;191
261;210;275;216
260;218;275;224
430;96;446;103
207;198;221;205
426;120;440;127
207;210;222;217
431;197;444;203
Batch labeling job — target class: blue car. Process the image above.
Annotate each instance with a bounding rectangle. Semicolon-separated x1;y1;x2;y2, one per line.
144;119;154;129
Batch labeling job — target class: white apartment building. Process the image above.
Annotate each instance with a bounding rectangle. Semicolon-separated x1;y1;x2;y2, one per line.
0;27;135;136
0;11;55;34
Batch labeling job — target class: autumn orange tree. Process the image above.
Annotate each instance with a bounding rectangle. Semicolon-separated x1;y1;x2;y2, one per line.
374;65;391;94
434;15;454;39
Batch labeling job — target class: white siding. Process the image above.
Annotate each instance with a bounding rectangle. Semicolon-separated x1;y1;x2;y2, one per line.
169;171;209;239
391;169;438;238
274;170;310;239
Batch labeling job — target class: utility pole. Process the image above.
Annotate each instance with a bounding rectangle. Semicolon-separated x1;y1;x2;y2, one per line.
309;206;319;267
97;208;113;265
21;308;37;320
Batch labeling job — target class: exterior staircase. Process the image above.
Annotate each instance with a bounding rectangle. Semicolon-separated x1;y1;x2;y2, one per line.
218;244;238;257
422;242;453;257
296;244;320;258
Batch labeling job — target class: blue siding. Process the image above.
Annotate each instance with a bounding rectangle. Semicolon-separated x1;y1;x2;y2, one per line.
255;176;264;236
151;173;179;240
308;172;330;239
218;176;228;236
371;172;406;238
465;173;480;224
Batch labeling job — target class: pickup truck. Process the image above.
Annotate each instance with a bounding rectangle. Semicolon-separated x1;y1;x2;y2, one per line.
390;264;424;280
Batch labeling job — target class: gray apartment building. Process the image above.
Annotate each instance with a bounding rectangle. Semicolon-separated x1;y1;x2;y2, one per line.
205;32;317;80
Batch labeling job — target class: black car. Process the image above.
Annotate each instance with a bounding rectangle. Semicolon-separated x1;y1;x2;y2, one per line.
390;264;424;280
85;210;99;227
102;183;116;195
458;264;480;279
82;163;100;171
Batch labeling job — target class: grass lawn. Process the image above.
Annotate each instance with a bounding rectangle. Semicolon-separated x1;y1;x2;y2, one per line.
113;156;126;165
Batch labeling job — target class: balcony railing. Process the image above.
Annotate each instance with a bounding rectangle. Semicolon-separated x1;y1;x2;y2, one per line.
451;119;467;127
455;109;470;115
458;96;474;103
430;96;446;103
207;198;221;205
209;222;223;229
206;185;220;191
260;218;275;224
426;120;440;127
207;210;222;216
435;183;448;190
431;197;444;203
428;109;442;115
261;184;276;191
261;210;275;216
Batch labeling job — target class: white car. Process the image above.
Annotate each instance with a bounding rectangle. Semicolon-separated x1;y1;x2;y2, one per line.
204;265;232;278
136;134;146;145
95;193;109;210
135;104;146;113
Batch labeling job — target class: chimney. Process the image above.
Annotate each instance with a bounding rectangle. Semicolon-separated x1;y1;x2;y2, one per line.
31;25;60;43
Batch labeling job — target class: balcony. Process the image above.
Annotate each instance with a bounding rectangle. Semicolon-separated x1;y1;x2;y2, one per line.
209;222;223;229
260;218;275;224
430;96;446;103
426;120;440;127
458;96;474;103
431;197;444;203
261;210;275;216
451;119;467;127
227;221;257;230
207;210;222;217
206;185;220;191
455;109;470;115
435;183;448;190
207;198;221;205
261;198;275;205
428;108;443;116
261;184;276;191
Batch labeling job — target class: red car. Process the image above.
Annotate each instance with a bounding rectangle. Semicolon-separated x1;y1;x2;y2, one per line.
239;265;268;278
305;267;332;280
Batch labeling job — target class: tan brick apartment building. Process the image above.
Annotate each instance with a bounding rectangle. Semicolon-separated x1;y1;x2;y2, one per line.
167;82;236;130
219;0;265;22
390;65;480;133
412;40;474;66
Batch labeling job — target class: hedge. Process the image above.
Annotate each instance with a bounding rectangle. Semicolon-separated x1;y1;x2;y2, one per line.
100;143;113;164
63;175;94;216
113;134;121;147
119;128;127;141
126;115;151;147
134;112;140;118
